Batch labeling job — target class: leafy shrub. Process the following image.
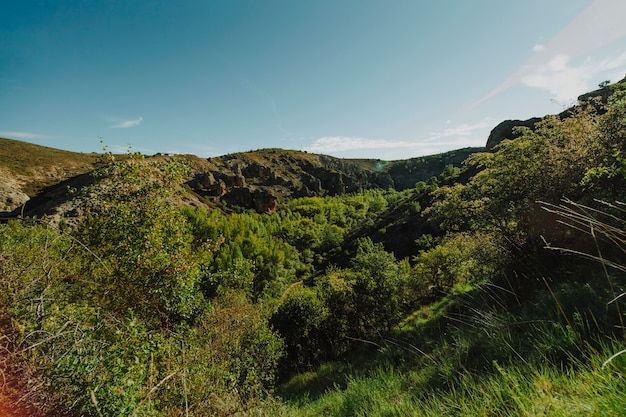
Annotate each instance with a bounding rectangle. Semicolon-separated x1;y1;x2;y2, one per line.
76;152;209;323
271;284;329;373
411;231;509;297
160;292;284;416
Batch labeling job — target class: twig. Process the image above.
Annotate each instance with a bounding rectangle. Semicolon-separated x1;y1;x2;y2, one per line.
130;371;178;417
90;389;104;417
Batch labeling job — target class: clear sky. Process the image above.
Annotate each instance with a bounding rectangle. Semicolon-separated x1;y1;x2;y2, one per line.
2;0;626;160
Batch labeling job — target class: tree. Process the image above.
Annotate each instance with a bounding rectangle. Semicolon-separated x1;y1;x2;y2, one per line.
427;102;603;238
76;151;209;324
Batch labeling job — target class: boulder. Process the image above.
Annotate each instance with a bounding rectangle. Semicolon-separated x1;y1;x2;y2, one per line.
0;183;29;212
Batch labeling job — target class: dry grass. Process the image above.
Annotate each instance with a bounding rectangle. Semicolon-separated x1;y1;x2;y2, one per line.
0;137;102;196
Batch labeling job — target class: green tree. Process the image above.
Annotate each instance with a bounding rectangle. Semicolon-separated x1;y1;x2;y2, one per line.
270;284;329;371
427;102;603;238
76;151;209;323
584;82;626;194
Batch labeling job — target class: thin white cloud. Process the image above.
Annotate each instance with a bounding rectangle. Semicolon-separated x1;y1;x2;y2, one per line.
304;136;418;154
0;131;55;139
110;116;143;129
102;144;159;157
475;0;626;107
303;120;492;158
532;44;546;53
520;52;626;102
425;120;493;142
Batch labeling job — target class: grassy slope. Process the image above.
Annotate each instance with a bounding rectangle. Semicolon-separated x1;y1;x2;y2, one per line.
1;141;625;414
0;137;102;196
277;263;626;416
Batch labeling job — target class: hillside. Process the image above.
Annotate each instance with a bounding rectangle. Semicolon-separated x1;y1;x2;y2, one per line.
0;79;625;416
0;137;481;222
0;138;102;212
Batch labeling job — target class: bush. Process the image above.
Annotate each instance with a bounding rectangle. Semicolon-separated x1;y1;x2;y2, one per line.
75;152;209;323
271;284;330;373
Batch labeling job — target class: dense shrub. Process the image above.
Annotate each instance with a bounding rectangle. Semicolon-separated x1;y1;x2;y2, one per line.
76;152;209;323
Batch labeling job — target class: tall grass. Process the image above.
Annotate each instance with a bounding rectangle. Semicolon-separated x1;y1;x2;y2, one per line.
279;340;626;416
279;199;626;417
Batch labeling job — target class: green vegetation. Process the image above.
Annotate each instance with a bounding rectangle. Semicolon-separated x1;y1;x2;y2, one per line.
0;82;625;416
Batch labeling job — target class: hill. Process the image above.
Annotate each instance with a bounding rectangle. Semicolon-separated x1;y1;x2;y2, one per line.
0;137;482;221
0;78;625;416
0;138;102;211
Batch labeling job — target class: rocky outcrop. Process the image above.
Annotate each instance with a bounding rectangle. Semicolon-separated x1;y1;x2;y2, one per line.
183;146;483;213
0;183;29;212
253;188;278;214
486;76;626;150
0;140;478;219
576;76;626;109
221;187;278;214
486;118;542;150
188;150;400;213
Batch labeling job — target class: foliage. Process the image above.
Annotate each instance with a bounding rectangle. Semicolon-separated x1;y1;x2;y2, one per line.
76;151;209;323
182;206;303;299
2;81;626;415
0;152;285;415
427;102;603;236
157;293;284;416
270;284;329;372
411;231;509;296
272;238;411;371
583;83;626;193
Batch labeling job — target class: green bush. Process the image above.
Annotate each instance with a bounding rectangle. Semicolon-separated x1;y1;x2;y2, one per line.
76;152;209;323
271;284;329;373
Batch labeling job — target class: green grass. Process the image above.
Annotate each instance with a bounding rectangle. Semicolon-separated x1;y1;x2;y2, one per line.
276;257;626;417
277;340;626;417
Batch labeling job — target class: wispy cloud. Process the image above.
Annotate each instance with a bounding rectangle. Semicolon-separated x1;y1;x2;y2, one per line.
303;120;492;158
475;0;626;106
110;116;143;129
304;136;418;154
425;120;493;142
532;44;546;53
108;144;153;154
520;52;626;102
0;131;55;140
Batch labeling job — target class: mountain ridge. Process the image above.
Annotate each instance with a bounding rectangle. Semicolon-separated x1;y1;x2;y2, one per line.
0;137;482;221
2;76;623;220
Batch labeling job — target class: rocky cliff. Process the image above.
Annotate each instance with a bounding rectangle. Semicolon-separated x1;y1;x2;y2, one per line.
185;149;396;214
184;147;481;213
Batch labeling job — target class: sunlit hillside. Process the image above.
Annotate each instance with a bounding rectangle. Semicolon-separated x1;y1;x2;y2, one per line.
0;80;625;416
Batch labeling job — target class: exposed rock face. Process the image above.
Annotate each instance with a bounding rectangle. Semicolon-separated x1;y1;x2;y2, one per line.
486;118;542;150
221;187;278;214
575;76;626;109
183;146;484;213
253;188;278;214
0;183;29;212
0;140;478;218
188;150;401;213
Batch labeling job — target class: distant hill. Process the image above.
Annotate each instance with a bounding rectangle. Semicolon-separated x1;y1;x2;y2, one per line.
0;138;102;212
0;137;483;221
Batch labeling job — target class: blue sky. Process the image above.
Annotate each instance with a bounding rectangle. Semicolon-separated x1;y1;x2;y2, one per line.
2;0;626;160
